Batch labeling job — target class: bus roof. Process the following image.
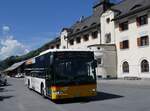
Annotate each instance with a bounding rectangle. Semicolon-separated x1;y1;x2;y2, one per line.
39;49;92;56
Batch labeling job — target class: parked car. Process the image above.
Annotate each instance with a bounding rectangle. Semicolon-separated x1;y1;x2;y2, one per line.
15;73;24;78
0;73;7;86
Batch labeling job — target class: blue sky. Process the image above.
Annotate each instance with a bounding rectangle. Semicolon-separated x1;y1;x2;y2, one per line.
0;0;121;60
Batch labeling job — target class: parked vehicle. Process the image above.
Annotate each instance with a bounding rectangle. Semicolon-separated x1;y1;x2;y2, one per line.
15;73;25;78
0;73;7;86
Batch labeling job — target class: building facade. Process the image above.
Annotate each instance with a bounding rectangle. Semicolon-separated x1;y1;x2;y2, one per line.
101;0;150;78
43;0;150;79
48;0;117;79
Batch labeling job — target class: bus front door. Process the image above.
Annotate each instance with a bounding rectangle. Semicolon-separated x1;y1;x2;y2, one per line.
45;72;52;98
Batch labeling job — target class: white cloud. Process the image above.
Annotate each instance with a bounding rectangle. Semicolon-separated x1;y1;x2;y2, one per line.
2;26;10;34
0;36;29;60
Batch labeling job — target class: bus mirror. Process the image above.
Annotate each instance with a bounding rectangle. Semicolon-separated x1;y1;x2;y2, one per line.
92;60;97;68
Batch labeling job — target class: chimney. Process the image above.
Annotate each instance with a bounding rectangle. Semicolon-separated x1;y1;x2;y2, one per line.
101;0;110;12
93;0;112;13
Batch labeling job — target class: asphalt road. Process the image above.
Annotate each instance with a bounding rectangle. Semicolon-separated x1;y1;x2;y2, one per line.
1;78;150;111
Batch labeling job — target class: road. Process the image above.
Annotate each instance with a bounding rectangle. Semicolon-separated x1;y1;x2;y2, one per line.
1;78;150;111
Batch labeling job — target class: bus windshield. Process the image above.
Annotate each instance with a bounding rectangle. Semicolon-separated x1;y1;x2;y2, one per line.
54;52;96;86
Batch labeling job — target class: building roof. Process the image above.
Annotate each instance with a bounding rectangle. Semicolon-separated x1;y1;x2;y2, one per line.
112;0;150;20
67;1;109;38
70;15;101;34
4;61;25;72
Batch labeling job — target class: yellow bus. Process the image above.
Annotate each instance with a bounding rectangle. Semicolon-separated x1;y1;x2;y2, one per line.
25;49;97;100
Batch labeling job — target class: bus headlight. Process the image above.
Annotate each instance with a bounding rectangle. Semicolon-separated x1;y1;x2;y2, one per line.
53;91;64;95
91;89;96;92
92;89;96;92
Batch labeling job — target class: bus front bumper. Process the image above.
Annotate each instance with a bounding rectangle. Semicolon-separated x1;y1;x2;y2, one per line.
50;84;97;100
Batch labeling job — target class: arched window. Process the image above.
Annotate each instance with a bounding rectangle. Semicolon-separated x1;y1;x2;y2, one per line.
122;61;129;73
141;60;149;72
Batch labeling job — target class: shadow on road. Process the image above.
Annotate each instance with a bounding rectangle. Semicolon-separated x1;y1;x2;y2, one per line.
0;87;4;92
0;83;12;88
0;95;14;101
0;83;14;101
54;91;124;104
0;84;13;92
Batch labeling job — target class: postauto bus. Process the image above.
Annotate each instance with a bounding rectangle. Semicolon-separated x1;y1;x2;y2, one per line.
25;49;97;100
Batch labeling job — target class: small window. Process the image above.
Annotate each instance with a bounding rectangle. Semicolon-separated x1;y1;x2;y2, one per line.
122;61;129;73
120;40;129;49
97;58;102;65
83;34;89;42
69;40;74;45
50;46;54;49
137;36;149;46
105;33;111;43
136;15;148;26
119;21;128;31
141;60;149;73
76;37;81;44
106;18;110;24
92;31;98;39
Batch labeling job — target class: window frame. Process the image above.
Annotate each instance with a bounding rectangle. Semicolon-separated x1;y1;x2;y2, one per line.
122;61;129;73
137;36;149;47
69;39;74;46
83;34;89;42
141;60;149;73
119;21;129;31
92;31;98;39
136;14;148;26
120;40;129;49
105;33;111;43
76;37;81;44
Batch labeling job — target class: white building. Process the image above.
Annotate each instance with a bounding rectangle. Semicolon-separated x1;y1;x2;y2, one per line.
43;0;150;79
100;0;150;79
58;0;117;79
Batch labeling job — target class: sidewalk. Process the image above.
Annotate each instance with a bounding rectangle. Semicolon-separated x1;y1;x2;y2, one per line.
97;79;150;86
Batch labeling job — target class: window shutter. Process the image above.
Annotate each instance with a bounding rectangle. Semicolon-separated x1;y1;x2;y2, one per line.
147;36;149;45
120;42;123;49
136;17;140;26
127;40;129;48
137;38;141;46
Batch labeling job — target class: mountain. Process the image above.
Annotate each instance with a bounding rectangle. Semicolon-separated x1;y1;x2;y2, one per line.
0;43;48;71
